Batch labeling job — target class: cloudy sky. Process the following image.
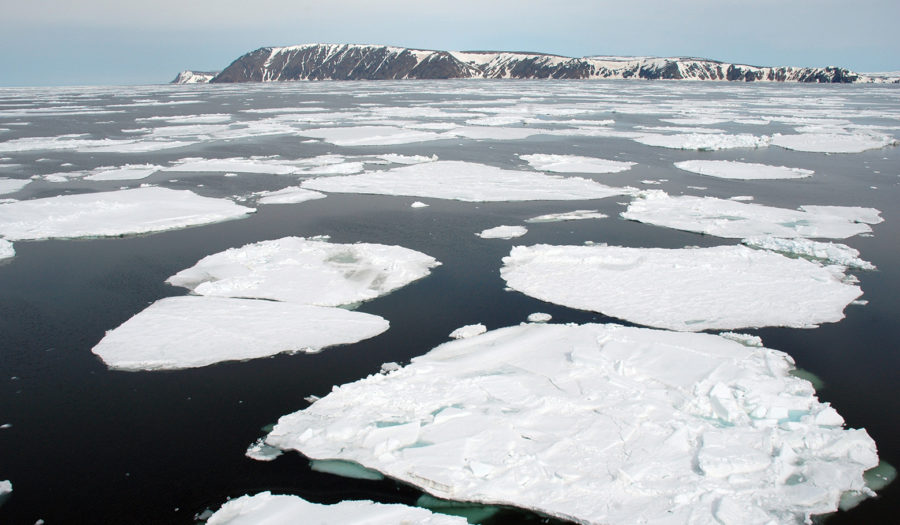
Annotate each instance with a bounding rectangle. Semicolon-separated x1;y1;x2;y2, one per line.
1;0;898;86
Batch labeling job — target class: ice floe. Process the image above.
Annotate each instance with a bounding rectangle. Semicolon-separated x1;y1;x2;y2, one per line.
0;239;14;259
476;225;527;239
302;161;628;202
0;178;29;195
167;237;440;307
525;210;607;223
634;133;770;150
254;187;327;205
83;164;164;181
166;157;299;175
206;492;467;525
0;187;254;241
263;323;877;525
674;160;813;180
742;236;875;270
300;126;443;146
449;323;487;339
622;190;881;239
377;153;437;165
526;312;551;322
771;132;897;153
410;201;429;208
500;244;862;331
520;154;635;174
91;296;389;371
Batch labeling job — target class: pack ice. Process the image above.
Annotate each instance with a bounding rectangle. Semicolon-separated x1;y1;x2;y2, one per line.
302;161;628;202
674;160;813;180
91;296;389;371
206;492;467;525
167;237;440;306
263;323;878;525
500;244;862;332
0;187;254;241
622;190;881;239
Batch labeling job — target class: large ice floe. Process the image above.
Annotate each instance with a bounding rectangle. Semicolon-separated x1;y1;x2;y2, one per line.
519;154;635;174
674;160;813;180
500;244;862;331
302;161;628;202
771;132;897;153
206;492;467;525
92;297;389;371
167;237;440;306
622;190;882;239
262;323;878;525
0;187;254;241
634;133;770;151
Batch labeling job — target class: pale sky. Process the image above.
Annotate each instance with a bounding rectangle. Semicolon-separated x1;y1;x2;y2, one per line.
1;0;898;86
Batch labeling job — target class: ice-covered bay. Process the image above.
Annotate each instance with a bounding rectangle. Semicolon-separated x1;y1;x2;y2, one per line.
167;237;440;306
264;323;877;525
622;190;881;239
302;161;628;202
92;296;389;371
500;244;862;331
206;492;467;524
674;160;813;180
0;187;254;241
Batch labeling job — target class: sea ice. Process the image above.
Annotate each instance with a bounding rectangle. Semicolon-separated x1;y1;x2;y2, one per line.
299;126;443;146
634;133;770;150
302;161;628;202
91;296;389;371
742;236;875;270
0;187;254;241
0;239;14;259
622;190;881;239
83;164;164;181
166;157;299;175
410;201;429;208
206;492;467;525
500;244;862;331
771;132;897;153
476;225;527;239
526;312;552;322
520;154;635;174
525;210;607;223
377;153;437;165
255;187;327;205
449;324;487;339
263;323;877;525
674;160;813;180
167;237;440;307
0;178;29;195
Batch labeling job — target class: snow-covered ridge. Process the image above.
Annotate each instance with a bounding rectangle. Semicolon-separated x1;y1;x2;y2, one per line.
191;43;879;83
171;70;220;84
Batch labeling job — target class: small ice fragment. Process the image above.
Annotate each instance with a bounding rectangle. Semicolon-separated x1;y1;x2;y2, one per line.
718;332;763;347
0;178;29;195
410;201;429;208
380;362;401;373
0;240;14;260
527;312;552;323
729;195;754;201
520;154;634;174
245;438;283;462
84;164;163;181
378;153;437;165
476;225;527;239
742;236;875;270
525;210;607;223
255;187;327;205
310;459;385;480
449;324;487;339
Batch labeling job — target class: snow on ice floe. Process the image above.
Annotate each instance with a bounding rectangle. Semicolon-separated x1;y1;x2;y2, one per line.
206;492;467;525
166;157;299;175
520;154;634;174
622;190;881;239
449;323;487;339
167;237;440;307
254;187;327;205
83;164;164;181
634;133;770;150
525;210;607;223
263;323;878;525
0;187;254;241
0;178;28;195
300;126;443;146
674;160;813;180
302;161;629;202
500;244;862;331
742;236;875;270
476;225;527;239
0;239;14;260
91;296;389;371
771;132;897;153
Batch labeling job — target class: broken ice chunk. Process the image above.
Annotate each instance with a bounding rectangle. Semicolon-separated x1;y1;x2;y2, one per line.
476;225;527;239
449;324;487;339
742;236;875;270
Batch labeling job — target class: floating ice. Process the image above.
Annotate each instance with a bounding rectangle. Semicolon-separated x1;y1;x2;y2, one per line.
167;237;440;307
520;154;635;174
377;153;437;165
410;201;429;208
0;135;193;153
634;133;770;150
500;244;862;331
206;492;467;525
674;160;813;180
245;439;283;462
303;161;628;202
742;236;875;270
771;132;897;153
166;157;299;175
300;126;443;146
476;225;527;239
526;312;551;322
449;323;487;339
525;210;607;223
445;126;545;141
83;164;164;181
0;479;10;505
622;190;881;239
255;187;327;205
0;239;14;259
0;187;254;241
0;178;29;195
264;323;877;525
91;296;389;371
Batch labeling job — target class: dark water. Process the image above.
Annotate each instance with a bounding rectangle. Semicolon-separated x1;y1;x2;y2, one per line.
0;81;897;524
